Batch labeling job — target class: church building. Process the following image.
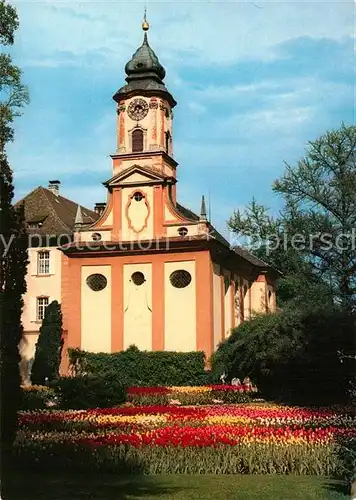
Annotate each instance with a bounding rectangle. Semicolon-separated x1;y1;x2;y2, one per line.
18;17;277;380
59;17;277;372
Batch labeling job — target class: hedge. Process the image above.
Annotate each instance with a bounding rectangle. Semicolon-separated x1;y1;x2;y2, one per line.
20;385;55;410
51;375;126;409
68;346;208;387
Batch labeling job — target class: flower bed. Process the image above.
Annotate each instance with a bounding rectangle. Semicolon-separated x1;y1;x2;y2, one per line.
127;384;257;405
16;404;356;475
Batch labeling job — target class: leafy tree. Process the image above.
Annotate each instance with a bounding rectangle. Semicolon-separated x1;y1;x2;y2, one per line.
31;301;64;385
0;0;29;451
0;1;29;152
0;0;18;45
212;309;355;405
229;124;356;312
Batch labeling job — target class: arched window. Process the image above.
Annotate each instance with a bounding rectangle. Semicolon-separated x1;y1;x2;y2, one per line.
165;131;171;154
132;128;144;152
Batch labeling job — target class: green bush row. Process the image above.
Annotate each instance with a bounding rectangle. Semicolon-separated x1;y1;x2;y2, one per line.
51;375;126;409
68;346;208;387
20;376;127;410
20;386;55;410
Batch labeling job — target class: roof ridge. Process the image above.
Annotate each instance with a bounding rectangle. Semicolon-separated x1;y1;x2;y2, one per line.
14;186;42;208
40;187;73;233
54;191;97;216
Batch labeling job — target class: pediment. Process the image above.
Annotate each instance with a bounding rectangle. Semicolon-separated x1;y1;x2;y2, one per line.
104;164;172;188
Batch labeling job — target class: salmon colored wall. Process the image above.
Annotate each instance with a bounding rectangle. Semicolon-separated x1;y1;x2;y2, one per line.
243;278;251;320
63;250;213;363
23;248;62;332
223;271;232;337
213;263;223;350
251;279;267;314
196;252;214;357
152;259;164;350
153;185;164;237
112;187;122;240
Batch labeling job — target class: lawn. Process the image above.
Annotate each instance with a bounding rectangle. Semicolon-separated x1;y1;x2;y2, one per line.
0;472;350;499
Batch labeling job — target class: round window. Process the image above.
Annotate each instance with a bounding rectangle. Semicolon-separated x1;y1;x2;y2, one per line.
86;274;107;291
170;270;192;289
91;232;102;241
131;271;145;286
133;191;143;202
178;227;188;237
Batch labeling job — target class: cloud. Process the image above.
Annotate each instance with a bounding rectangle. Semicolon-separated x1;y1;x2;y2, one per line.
8;0;354;238
12;0;353;68
187;101;206;114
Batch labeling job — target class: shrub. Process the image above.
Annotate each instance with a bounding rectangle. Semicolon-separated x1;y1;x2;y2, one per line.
52;374;126;409
68;346;207;387
20;385;55;410
212;309;356;405
31;301;63;385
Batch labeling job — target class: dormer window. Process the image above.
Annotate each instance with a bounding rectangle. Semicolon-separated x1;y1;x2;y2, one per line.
132;128;144;152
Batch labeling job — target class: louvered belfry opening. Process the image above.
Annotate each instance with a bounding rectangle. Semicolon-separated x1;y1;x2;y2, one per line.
132;128;144;152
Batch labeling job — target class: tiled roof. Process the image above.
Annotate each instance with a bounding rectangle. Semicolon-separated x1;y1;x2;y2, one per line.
176;203;268;269
15;186;99;236
231;246;269;268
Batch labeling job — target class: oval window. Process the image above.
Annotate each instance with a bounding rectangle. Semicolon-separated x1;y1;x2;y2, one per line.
178;227;188;237
131;271;145;286
86;274;107;291
133;191;143;202
170;270;192;289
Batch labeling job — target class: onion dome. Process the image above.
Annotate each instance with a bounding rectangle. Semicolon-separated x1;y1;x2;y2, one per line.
113;16;176;107
124;32;166;82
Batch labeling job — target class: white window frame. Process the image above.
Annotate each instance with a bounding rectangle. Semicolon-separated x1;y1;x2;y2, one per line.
37;250;50;275
36;296;49;322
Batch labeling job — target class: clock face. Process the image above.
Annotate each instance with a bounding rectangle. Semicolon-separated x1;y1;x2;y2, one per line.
127;98;149;121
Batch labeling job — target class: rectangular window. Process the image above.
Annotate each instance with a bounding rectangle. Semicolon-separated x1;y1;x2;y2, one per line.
37;251;50;275
37;297;49;321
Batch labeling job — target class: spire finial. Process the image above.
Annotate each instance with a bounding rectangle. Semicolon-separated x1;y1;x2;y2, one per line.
200;195;207;221
74;204;83;231
142;5;149;31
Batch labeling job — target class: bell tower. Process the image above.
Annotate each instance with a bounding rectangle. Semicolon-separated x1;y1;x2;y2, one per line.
111;14;177;178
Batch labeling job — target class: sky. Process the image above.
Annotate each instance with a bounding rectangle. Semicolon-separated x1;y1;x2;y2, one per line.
6;0;355;238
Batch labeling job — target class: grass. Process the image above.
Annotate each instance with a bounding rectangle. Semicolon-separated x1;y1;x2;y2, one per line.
1;472;350;500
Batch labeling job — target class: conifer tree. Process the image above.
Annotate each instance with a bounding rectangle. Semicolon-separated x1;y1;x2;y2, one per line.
0;0;29;450
31;301;63;385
